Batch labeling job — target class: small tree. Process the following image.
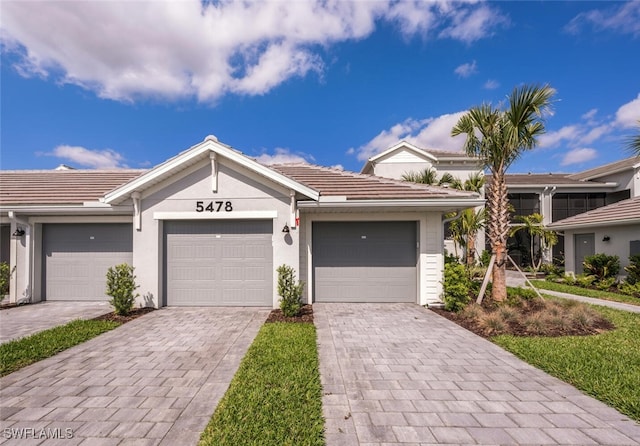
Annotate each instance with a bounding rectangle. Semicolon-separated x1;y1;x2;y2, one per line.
106;263;139;316
509;213;557;273
276;264;305;317
624;254;640;285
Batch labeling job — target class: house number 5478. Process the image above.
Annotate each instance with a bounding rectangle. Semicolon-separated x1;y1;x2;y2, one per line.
196;201;233;212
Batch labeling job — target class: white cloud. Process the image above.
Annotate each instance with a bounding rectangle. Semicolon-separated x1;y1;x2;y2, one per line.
565;1;640;37
351;112;467;161
438;4;509;43
45;145;127;169
0;1;507;103
581;108;598;121
454;60;477;78
538;126;581;149
615;93;640;128
561;148;597;166
255;147;313;165
483;79;499;90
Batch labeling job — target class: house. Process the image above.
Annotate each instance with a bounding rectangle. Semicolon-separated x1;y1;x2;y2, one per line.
548;195;640;275
0;136;482;307
362;140;640;271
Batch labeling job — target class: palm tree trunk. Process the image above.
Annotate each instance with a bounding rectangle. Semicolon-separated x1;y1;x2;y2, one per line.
466;233;476;268
488;171;509;301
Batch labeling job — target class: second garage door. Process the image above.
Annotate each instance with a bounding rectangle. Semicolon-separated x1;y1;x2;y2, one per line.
164;220;273;306
312;221;417;302
43;223;133;301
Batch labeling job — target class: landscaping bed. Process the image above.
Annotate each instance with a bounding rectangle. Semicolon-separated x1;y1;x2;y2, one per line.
432;297;614;338
265;304;313;324
530;279;640;306
92;306;155;323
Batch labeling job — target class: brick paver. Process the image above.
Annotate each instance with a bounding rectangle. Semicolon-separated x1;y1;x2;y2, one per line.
0;302;113;344
0;307;269;445
316;303;640;446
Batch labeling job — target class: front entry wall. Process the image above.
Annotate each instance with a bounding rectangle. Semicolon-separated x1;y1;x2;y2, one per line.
134;158;298;308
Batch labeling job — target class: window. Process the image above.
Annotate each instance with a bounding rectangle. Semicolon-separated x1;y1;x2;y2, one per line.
508;193;540;217
552;193;606;222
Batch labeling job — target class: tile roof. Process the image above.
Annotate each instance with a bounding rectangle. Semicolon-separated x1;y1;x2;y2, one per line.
270;164;478;200
548;195;640;229
0;170;146;205
567;156;640;181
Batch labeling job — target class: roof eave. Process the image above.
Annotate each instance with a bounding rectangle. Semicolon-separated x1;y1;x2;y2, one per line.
549;218;640;230
506;182;618;189
297;198;484;210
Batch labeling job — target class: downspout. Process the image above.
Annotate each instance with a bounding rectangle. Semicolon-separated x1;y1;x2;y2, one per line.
131;192;142;231
290;190;297;228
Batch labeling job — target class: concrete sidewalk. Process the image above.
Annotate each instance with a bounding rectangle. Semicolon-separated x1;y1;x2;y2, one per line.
0;301;113;344
506;270;640;313
316;303;640;446
0;307;269;445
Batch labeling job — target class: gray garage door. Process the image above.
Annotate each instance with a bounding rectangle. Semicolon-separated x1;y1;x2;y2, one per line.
313;221;417;302
164;220;272;306
43;223;133;301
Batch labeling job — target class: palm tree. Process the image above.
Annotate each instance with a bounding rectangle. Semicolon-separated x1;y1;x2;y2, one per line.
627;120;640;157
509;213;558;273
452;84;555;301
401;168;439;184
461;207;486;268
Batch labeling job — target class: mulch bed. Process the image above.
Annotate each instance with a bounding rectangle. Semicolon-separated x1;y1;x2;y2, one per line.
431;303;615;338
266;304;314;324
92;306;155;323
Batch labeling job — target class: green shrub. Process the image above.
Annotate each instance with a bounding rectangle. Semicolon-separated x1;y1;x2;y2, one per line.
106;263;139;316
444;251;460;265
618;281;640;298
276;264;305;317
595;277;617;291
442;262;471;312
0;262;10;296
576;274;596;288
479;250;491;267
583;253;620;281
624;254;640;285
561;273;577;286
506;286;537;304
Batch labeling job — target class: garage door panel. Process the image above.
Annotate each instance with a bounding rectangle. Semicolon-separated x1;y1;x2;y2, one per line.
43;224;133;301
313;221;417;303
164;220;272;306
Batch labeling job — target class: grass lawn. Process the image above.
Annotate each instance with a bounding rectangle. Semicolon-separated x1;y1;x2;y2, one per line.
530;280;640;306
199;322;325;446
493;305;640;422
0;319;121;376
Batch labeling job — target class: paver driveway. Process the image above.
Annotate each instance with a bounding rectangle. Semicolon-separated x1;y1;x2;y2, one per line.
0;307;269;445
316;303;640;446
0;302;112;344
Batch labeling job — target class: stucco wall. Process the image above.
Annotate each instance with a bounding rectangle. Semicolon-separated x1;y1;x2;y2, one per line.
563;224;640;275
134;157;297;308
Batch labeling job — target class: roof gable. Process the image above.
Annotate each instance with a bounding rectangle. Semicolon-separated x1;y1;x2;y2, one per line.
104;136;320;205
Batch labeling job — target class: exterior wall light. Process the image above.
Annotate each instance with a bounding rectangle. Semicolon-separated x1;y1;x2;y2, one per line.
282;223;290;233
602;235;611;242
12;228;25;237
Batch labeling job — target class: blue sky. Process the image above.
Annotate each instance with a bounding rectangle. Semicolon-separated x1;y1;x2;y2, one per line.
1;1;639;174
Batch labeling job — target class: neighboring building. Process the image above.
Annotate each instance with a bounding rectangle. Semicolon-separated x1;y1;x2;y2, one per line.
548;195;640;275
0;136;482;307
363;140;640;268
